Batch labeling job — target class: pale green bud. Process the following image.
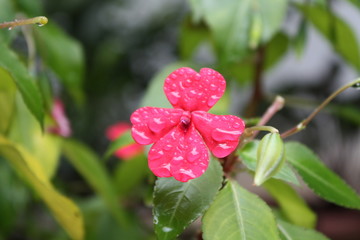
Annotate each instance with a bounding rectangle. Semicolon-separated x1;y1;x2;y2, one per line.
254;132;285;186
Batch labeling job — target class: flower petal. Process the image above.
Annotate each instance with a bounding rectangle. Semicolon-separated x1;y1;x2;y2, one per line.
192;111;245;158
130;107;183;145
163;67;226;112
148;125;209;182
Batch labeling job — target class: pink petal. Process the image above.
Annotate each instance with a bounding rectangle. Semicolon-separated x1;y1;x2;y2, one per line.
192;111;245;158
48;99;71;137
106;122;131;141
130;107;183;145
114;143;143;160
148;124;209;182
163;67;226;112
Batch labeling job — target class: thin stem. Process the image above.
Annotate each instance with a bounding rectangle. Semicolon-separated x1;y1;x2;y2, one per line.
250;95;284;139
0;16;48;30
281;78;360;138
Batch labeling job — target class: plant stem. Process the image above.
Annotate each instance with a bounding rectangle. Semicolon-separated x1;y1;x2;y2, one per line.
0;16;48;30
281;78;360;138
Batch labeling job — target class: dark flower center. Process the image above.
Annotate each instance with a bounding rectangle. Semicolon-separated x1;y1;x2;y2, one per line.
180;111;191;131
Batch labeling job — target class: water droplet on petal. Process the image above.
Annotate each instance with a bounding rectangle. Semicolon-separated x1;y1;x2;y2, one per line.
132;128;152;144
212;128;241;141
233;122;241;128
212;143;233;158
164;144;173;151
148;118;166;133
167;91;180;104
207;95;220;107
186;147;200;162
150;150;164;160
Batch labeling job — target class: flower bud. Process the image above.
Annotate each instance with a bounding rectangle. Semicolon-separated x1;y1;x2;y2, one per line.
254;132;285;186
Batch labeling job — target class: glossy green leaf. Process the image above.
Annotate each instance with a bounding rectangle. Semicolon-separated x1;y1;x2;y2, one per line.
0;42;44;127
62;139;129;227
113;155;148;197
104;130;135;159
286;142;360;209
202;180;280;240
297;4;360;70
153;157;223;240
34;23;85;104
239;141;299;185
277;219;329;240
0;67;16;134
263;179;316;228
196;0;288;63
0;136;83;240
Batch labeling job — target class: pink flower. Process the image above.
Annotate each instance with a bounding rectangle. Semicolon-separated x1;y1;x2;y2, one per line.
106;122;143;160
47;99;72;137
130;67;245;182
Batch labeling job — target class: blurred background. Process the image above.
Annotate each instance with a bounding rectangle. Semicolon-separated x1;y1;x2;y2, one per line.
1;0;360;239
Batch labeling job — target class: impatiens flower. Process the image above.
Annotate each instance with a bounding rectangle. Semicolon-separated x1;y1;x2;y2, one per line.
106;122;144;160
130;67;245;182
47;99;71;137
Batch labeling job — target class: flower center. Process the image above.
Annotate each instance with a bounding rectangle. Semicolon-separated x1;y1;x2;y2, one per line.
180;111;191;131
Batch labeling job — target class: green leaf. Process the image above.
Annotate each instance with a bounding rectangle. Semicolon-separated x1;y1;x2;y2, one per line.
202;180;280;240
34;23;85;104
197;0;288;63
104;130;135;159
286;142;360;209
0;136;83;240
62;139;130;227
292;20;308;58
113;155;149;197
180;16;211;60
0;42;44;127
9;95;61;179
0;0;16;43
277;219;329;240
238;141;299;185
347;0;360;10
297;4;360;70
0;67;16;134
263;179;316;228
153;157;223;240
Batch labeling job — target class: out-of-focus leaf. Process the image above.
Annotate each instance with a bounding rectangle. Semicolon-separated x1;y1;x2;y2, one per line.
153;157;223;240
277;219;329;240
0;42;44;127
228;32;289;85
188;0;205;23
238;141;299;185
113;155;148;197
9;96;61;179
297;4;360;70
347;0;360;10
0;136;84;240
286;142;360;209
0;0;16;43
263;179;316;228
0;68;16;134
62;139;129;227
34;23;85;104
195;0;288;63
293;20;308;58
16;0;43;16
202;180;280;240
330;104;360;125
180;16;211;60
0;159;29;236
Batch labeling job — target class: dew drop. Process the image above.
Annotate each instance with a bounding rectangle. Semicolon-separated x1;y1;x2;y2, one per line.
352;82;360;90
232;122;242;129
187;147;200;162
212;128;241;141
148;119;166;133
154;215;159;224
167;91;180;104
36;23;45;27
210;83;217;90
164;144;173;151
213;143;232;158
207;95;220;107
162;227;173;233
